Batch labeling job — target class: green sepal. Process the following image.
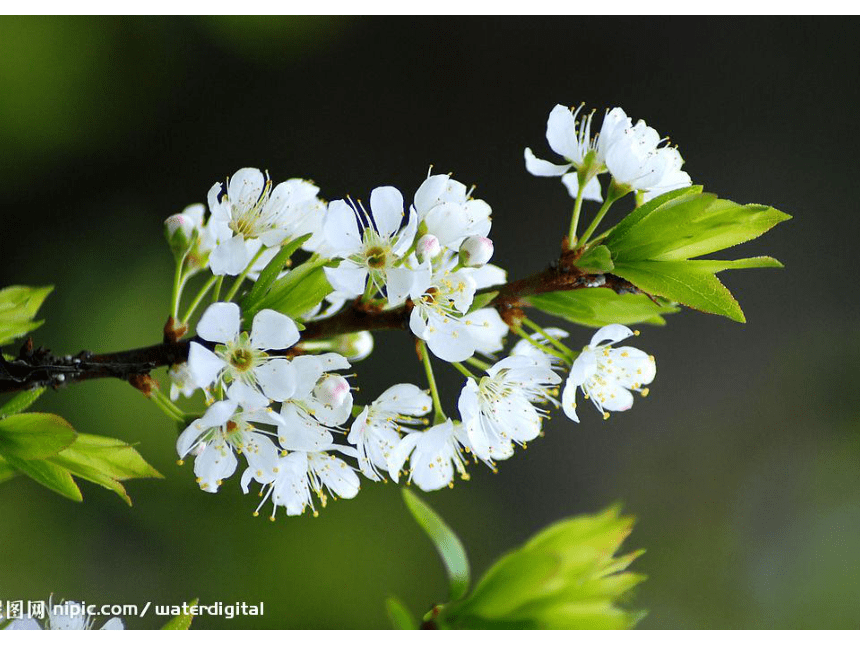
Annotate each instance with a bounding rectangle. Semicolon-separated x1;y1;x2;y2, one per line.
467;290;499;314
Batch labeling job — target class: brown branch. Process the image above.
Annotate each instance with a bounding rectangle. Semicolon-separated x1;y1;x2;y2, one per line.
0;260;640;395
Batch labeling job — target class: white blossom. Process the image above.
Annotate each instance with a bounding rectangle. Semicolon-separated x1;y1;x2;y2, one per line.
207;168;325;275
322;187;417;304
176;396;281;493
413;173;492;250
188;302;299;403
562;324;656;422
387;419;471;491
347;383;432;481
253;447;360;518
458;355;560;465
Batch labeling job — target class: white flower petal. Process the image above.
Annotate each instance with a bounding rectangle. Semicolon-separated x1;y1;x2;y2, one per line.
590;324;634;347
196;302;241;344
561;172;604;203
251;309;300;350
255;358;296;402
187;342;226;388
369;186;405;239
546;103;580;160
524;147;572;177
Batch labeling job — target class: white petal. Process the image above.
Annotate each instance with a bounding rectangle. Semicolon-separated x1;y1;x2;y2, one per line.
309;452;360;499
369;186;405;239
324;264;367;297
374;383;433;416
561;172;604;203
546;104;580;160
524;147;572;177
590;324;634;347
568;350;597;386
255;358;296;402
209;234;253;276
194;441;238;493
323;200;361;254
277;404;333;451
413;174;450;215
251;309;300;349
463;308;508;356
227;168;266;213
196;302;241;344
386;431;421;483
100;618;124;630
561;376;580;422
226;381;270;410
187;342;226;388
384;266;415;306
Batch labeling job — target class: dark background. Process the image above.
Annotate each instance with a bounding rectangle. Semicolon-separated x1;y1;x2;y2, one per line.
1;17;858;629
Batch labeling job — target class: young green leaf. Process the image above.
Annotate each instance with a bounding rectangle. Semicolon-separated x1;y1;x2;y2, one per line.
0;285;53;346
0;387;46;418
0;455;19;484
250;258;332;320
574;245;614;273
527;289;679;328
605;192;790;262
0;412;77;460
385;596;417;630
241;233;313;313
3;453;82;502
49;433;163;506
601;185;704;247
611;260;746;322
161;599;199;630
402;488;470;602
438;505;645;629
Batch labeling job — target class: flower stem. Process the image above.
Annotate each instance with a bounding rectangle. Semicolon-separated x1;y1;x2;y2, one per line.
577;196;617;249
465;356;492;372
170;253;189;320
510;324;572;365
149;388;186;423
181;275;218;324
567;180;586;248
418;340;446;424
451;362;475;379
521;317;576;360
223;246;267;303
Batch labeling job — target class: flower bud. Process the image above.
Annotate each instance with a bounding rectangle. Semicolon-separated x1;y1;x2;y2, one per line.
459;235;494;267
331;331;374;362
164;204;205;259
313;375;352;408
415;234;441;263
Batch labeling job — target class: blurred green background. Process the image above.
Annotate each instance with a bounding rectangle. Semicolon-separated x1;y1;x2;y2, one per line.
0;16;858;629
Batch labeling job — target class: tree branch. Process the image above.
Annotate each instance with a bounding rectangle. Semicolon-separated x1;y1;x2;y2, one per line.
0;260;639;395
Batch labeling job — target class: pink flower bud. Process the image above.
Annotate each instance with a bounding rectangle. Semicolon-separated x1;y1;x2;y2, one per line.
459;235;494;267
415;234;441;263
313;375;351;408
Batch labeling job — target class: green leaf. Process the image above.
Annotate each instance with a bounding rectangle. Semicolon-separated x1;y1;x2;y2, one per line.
528;288;679;328
0;387;46;418
161;599;199;629
605;191;790;262
612;260;748;322
467;290;498;314
0;412;77;460
402;488;470;602
241;234;312;313
49;433;163;506
601;185;703;246
439;505;645;630
3;452;82;501
0;455;19;484
575;245;614;273
0;285;54;346
385;596;417;630
251;258;332;320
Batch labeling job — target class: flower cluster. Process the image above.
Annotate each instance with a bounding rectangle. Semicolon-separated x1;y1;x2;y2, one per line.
525;104;691;204
162;102;668;518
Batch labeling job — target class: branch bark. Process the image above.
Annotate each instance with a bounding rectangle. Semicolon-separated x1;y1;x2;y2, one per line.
0;260;638;395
